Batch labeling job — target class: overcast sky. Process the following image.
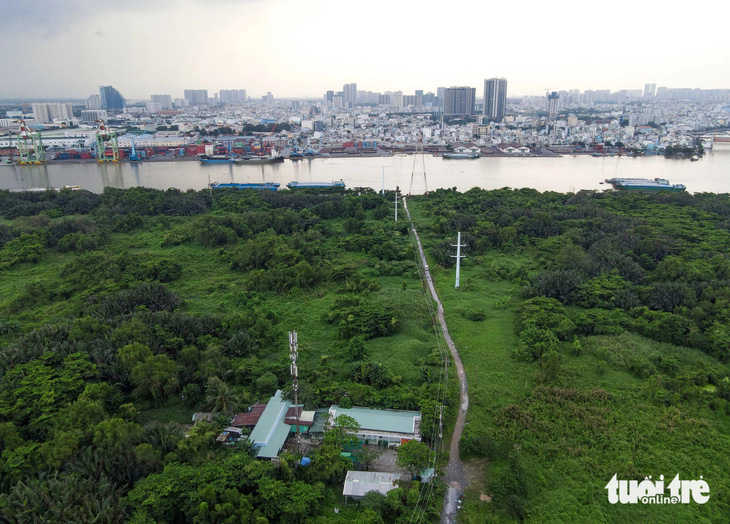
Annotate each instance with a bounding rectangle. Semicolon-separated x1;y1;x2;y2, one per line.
1;0;728;101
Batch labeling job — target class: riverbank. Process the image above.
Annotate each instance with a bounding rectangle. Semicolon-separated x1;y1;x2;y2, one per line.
1;148;727;195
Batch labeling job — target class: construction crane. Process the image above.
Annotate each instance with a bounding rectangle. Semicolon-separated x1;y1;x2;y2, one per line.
13;120;45;164
95;120;119;162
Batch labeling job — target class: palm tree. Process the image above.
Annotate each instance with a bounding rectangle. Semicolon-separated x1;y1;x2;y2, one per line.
205;377;242;415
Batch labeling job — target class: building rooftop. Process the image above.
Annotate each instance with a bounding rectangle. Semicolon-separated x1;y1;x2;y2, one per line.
248;390;291;459
231;403;267;427
329;406;421;435
343;471;407;498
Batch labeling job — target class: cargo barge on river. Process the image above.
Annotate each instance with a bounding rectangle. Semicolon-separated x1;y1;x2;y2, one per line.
605;178;686;192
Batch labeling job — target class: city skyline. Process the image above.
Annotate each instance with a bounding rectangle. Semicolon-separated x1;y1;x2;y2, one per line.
1;0;728;100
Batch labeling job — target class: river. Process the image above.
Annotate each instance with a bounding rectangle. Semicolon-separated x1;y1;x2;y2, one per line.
2;144;729;194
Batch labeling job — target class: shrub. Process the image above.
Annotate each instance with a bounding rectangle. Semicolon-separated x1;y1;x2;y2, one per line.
97;282;182;317
461;308;486;322
514;325;559;362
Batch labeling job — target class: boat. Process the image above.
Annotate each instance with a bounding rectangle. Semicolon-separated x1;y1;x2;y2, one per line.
209;182;280;191
11;185;82;193
604;178;686;192
443;152;480;159
239;149;285;164
287;180;346;189
289;146;305;160
200;155;240;164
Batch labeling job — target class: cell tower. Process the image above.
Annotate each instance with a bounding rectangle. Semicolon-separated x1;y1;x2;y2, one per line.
408;137;428;197
289;331;301;452
13;120;44;164
95;120;119;162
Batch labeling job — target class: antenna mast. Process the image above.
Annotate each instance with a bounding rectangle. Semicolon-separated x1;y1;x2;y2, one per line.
289;331;300;452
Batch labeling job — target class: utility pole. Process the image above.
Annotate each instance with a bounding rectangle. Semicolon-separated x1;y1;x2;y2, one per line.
394;186;399;222
289;331;300;453
451;232;466;289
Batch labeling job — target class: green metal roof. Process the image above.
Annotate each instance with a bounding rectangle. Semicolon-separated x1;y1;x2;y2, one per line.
330;406;420;434
249;390;291;459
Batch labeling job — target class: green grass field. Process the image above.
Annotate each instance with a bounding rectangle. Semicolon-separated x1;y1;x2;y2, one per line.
408;197;730;523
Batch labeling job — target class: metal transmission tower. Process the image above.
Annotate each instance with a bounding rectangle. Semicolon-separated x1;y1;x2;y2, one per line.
394;186;399;222
95;120;119;162
289;331;301;453
451;231;466;289
13;120;44;164
408;139;428;197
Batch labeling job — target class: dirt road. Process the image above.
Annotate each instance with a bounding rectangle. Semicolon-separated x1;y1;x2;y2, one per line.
402;198;468;523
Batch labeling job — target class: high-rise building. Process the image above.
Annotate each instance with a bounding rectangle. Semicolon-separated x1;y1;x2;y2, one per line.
436;87;446;107
81;109;108;123
86;95;101;109
31;103;50;123
32;102;73;123
644;83;656;98
392;91;404;108
482;77;507;120
547;91;559;121
184;89;208;105
414;90;424;106
443;87;475;116
99;86;125;111
403;95;418;106
343;83;357;108
151;94;173;109
219;89;247;104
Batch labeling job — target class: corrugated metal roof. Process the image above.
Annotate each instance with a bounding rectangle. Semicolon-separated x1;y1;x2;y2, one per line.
248;391;291;459
343;471;407;498
329;406;420;434
231;403;267;427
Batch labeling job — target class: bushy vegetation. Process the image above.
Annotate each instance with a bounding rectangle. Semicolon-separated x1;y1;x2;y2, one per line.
411;188;730;522
0;187;444;522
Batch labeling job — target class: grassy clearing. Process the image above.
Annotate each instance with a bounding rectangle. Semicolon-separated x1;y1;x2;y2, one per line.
408;197;730;523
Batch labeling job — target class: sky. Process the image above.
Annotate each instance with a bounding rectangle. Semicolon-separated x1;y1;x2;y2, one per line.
1;0;728;101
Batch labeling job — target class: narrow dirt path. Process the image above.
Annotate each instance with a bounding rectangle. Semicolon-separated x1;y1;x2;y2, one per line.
402;198;468;524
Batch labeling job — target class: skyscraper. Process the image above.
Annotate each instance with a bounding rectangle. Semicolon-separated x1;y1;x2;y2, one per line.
184;89;208;105
436;87;445;107
443;87;476;116
343;83;357;108
86;95;101;109
219;89;247;104
99;86;125;111
547;91;559;121
644;83;656;98
482;78;507;120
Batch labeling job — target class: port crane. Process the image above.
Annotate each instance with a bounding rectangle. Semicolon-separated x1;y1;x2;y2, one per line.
13;120;45;164
95;120;119;162
128;136;141;161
